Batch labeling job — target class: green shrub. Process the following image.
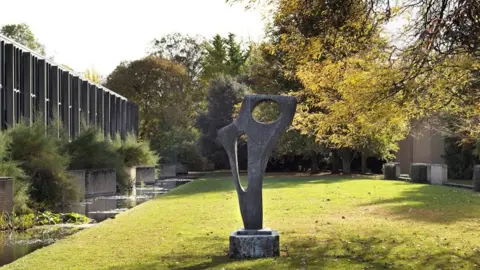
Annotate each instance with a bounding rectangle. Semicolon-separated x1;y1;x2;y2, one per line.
443;137;477;180
6;121;77;210
410;163;429;183
115;134;158;167
65;127;130;192
61;212;90;224
35;211;61;225
0;132;31;214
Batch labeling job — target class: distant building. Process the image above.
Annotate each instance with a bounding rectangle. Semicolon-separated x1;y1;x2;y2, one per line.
395;121;446;174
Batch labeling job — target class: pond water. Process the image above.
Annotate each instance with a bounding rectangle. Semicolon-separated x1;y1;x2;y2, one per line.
0;185;168;267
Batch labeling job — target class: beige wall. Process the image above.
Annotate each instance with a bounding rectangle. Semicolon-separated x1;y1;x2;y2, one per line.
395;122;445;174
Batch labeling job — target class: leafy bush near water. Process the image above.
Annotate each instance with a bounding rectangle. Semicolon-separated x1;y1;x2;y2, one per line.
0;119;157;219
0;121;77;213
65;127;130;192
115;134;158;167
65;127;158;192
7;121;78;210
0;132;30;214
0;211;90;231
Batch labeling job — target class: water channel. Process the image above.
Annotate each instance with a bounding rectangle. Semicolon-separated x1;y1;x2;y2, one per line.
0;185;169;267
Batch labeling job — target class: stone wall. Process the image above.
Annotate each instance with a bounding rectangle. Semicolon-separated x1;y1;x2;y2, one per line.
176;164;188;174
159;164;176;179
70;169;117;198
0;177;13;213
135;166;155;185
396;121;446;174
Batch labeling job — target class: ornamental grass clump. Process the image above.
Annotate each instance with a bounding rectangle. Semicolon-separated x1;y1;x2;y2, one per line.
64;127;129;192
6;121;77;210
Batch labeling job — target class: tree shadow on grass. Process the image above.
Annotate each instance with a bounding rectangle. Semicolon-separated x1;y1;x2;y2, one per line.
107;233;480;269
361;182;480;224
163;174;360;198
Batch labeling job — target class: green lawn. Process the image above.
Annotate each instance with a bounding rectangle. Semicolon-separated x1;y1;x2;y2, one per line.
448;179;473;186
4;175;480;269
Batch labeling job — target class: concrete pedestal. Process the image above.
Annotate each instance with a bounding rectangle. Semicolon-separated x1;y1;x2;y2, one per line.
229;228;279;259
427;164;448;185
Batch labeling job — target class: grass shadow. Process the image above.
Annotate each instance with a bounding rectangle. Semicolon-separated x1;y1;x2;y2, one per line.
361;183;480;224
107;232;480;269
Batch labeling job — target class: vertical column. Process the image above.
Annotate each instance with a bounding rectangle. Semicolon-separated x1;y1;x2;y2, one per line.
136;104;140;137
115;96;121;136
80;80;89;126
49;66;60;125
120;99;127;139
38;59;47;126
104;91;111;137
97;87;104;130
5;44;15;127
125;102;131;134
22;52;32;125
72;76;80;138
89;84;97;126
0;41;4;130
110;94;116;137
61;71;71;140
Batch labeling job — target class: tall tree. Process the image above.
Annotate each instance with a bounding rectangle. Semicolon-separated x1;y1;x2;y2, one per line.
149;33;206;81
233;0;411;173
83;68;102;84
105;57;200;163
1;23;46;55
195;76;247;168
200;34;251;82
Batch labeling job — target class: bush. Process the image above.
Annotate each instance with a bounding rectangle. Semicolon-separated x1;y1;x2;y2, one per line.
115;134;158;167
0;132;31;214
443;137;477;180
65;127;130;192
7;121;77;210
410;163;429;183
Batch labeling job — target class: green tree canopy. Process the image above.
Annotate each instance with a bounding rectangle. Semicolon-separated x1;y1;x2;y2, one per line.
200;34;251;82
105;56;201;164
1;23;46;55
195;76;247;168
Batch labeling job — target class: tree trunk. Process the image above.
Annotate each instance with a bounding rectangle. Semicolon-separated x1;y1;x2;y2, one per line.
339;148;353;174
331;149;341;174
361;152;368;173
311;152;319;174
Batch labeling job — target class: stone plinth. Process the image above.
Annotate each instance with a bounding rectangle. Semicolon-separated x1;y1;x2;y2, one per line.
383;162;401;180
176;163;188;175
159;164;176;179
473;165;480;192
136;166;156;185
0;177;13;214
428;164;448;185
70;169;117;198
126;167;137;189
229;229;280;259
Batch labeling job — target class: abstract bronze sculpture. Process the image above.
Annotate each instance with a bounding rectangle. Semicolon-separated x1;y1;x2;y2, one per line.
218;95;297;258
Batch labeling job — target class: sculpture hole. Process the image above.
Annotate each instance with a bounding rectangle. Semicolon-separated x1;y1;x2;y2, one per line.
252;100;281;124
237;132;248;190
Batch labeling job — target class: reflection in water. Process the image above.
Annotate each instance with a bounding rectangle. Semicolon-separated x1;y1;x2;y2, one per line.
0;185;167;267
0;227;80;266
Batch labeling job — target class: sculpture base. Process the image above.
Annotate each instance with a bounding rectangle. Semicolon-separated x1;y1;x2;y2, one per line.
229;228;280;259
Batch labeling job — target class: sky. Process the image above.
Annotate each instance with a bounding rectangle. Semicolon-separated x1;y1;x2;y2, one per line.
0;0;265;76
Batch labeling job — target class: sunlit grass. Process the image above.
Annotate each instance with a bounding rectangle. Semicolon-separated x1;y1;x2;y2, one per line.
4;175;480;269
